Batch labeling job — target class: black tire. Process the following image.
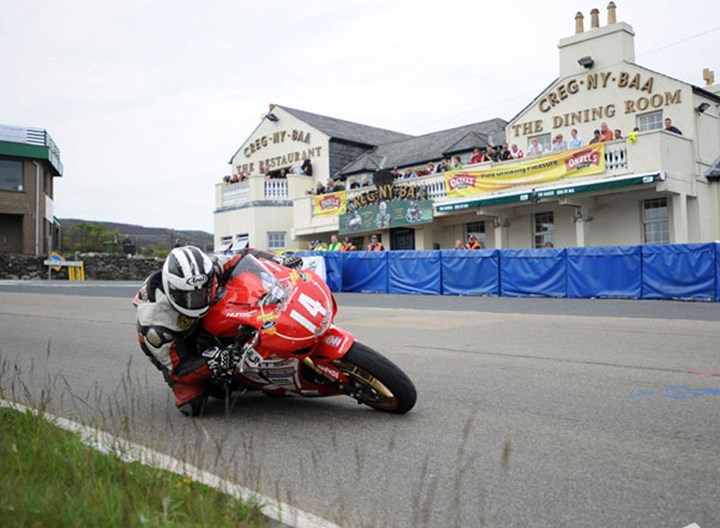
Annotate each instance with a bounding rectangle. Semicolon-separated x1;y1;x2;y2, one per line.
333;342;416;414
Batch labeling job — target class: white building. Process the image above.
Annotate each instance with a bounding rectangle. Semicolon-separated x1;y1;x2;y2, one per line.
215;3;720;252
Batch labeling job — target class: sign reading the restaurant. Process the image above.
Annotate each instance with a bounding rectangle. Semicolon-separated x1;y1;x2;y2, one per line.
510;70;683;139
444;144;606;198
237;128;322;175
338;200;433;235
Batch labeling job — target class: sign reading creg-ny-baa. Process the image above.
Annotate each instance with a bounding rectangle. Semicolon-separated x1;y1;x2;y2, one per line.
511;70;682;138
237;128;322;175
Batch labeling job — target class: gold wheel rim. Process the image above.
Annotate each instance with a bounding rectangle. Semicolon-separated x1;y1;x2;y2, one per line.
334;360;398;410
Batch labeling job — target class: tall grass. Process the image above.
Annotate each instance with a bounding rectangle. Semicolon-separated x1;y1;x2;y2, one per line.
0;406;267;527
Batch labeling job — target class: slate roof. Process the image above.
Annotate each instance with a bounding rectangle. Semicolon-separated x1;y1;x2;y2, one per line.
337;118;507;175
279;106;414;146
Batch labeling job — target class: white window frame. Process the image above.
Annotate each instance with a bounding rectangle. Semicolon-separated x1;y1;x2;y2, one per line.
533;211;555;248
267;231;286;251
636;110;663;132
642;198;670;244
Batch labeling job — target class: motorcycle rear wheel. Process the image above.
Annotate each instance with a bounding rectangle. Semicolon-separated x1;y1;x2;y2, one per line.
334;342;416;414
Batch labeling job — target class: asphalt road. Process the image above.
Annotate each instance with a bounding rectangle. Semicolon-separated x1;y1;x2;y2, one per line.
1;281;718;527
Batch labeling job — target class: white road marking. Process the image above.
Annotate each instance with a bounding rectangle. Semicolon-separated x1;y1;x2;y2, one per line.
0;399;340;528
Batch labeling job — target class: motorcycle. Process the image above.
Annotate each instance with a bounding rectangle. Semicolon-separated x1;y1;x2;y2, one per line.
197;254;417;414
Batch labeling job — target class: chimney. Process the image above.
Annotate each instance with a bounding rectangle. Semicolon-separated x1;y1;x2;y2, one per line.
590;8;600;28
575;12;584;34
607;2;617;24
703;68;716;87
269;103;276;112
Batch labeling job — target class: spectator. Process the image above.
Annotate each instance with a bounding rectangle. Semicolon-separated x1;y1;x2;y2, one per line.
614;129;623;140
600;122;613;142
509;144;524;159
551;134;568;152
328;234;342;251
391;167;402;179
426;163;436;174
497;144;512;161
664;118;682;135
309;239;327;251
482;146;497;162
469;147;484;164
628;127;640;143
361;176;371;187
436;159;450;172
451;155;464;170
341;237;357;251
569;129;583;149
314;181;326;195
348;177;360;189
367;234;384;251
223;175;232;183
332;179;346;191
453;240;465;250
301;157;313;176
589;129;602;144
465;234;482;250
527;138;544;156
543;241;555;249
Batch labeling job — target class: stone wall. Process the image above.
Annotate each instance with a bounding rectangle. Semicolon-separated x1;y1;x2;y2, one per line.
0;253;163;281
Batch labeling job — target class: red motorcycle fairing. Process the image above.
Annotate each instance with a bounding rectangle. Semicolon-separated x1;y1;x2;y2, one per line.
201;256;340;360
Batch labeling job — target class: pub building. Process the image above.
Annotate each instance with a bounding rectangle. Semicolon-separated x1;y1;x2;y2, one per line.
214;2;720;252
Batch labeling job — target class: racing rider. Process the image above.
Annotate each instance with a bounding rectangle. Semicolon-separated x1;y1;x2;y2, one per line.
133;245;302;416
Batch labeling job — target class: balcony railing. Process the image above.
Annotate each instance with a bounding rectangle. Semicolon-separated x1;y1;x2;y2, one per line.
264;179;288;199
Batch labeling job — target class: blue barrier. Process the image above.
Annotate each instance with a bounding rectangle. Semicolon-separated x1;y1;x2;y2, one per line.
341;251;388;293
388;251;441;295
566;246;642;299
642;243;715;300
292;244;718;301
440;249;499;296
500;248;567;297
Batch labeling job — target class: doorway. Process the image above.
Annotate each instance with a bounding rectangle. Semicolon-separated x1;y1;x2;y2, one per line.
390;228;415;250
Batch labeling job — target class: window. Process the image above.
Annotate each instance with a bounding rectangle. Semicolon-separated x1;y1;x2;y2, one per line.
533;212;554;248
0;159;23;191
267;231;286;251
636;111;663;132
643;198;669;244
466;221;486;246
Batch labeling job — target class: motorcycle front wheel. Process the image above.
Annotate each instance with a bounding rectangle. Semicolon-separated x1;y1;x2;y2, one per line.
333;342;416;414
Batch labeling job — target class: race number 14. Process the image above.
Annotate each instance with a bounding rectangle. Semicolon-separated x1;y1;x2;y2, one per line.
289;293;327;334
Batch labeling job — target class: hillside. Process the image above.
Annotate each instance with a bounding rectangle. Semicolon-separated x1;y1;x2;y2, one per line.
60;218;214;251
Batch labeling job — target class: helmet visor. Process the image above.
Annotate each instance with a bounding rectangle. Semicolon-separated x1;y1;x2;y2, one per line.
169;285;211;312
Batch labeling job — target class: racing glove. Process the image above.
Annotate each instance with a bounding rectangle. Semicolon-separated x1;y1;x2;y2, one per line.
202;347;242;380
280;253;303;269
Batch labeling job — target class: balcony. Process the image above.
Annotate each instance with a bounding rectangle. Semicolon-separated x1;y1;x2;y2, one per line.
284;129;696;235
215;174;314;212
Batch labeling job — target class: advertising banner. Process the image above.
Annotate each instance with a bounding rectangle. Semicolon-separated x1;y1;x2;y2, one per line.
339;200;433;235
312;191;347;217
444;144;606;198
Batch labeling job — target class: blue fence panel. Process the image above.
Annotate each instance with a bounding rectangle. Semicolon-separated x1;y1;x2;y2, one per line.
642;243;716;300
388;251;441;295
322;252;343;292
440;250;500;296
717;243;720;301
341;251;389;293
566;246;642;299
500;248;567;297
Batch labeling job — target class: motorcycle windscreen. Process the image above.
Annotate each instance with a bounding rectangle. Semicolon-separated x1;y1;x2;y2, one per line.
226;254;287;306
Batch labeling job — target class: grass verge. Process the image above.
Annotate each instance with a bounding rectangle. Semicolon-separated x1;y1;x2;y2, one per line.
0;406;269;527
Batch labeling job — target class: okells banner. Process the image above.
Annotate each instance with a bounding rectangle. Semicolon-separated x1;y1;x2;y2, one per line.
444;144;606;198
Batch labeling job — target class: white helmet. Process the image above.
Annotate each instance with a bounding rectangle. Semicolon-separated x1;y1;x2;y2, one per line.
162;246;216;318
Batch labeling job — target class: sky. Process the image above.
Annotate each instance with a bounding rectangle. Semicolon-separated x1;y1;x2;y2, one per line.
1;0;718;234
